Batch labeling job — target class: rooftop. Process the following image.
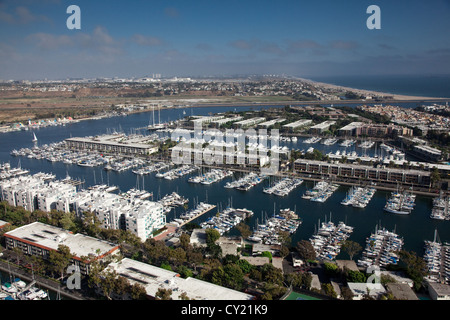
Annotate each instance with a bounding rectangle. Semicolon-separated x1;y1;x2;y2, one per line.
0;220;10;229
385;283;419;300
5;222;119;260
106;258;254;300
428;282;450;296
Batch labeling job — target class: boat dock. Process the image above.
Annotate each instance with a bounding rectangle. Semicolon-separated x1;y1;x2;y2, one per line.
170;202;216;227
423;230;450;284
263;177;303;197
357;226;404;268
309;219;354;261
302;180;339;203
247;209;302;245
201;207;254;235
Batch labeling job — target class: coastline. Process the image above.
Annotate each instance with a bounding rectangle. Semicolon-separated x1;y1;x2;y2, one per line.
297;77;450;101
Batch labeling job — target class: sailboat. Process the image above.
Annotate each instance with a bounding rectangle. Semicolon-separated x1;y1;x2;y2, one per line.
32;132;37;143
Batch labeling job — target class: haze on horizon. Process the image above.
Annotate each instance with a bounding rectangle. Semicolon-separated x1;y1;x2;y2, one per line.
1;0;450;81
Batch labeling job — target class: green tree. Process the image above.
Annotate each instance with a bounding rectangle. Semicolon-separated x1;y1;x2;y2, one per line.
129;283;147;300
48;244;73;279
205;228;221;245
155;288;173;300
398;250;427;291
346;269;367;283
323;262;339;276
236;259;254;274
261;251;272;262
236;222;252;239
179;233;191;250
321;283;337;298
296;240;316;261
261;263;284;286
223;263;244;290
341;240;362;260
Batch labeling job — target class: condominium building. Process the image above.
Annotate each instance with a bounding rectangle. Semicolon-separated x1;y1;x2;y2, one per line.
283;119;313;131
65;134;158;156
293;159;431;187
72;189;165;241
309;121;336;134
4;222;120;275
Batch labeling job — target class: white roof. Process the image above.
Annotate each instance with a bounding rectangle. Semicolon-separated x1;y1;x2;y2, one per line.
107;258;254;300
348;282;386;297
5;222;119;259
0;220;9;228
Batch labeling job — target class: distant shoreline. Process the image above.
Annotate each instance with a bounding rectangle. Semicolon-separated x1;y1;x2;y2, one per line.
297;77;450;101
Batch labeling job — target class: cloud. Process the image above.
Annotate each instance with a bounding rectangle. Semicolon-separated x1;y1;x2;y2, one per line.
0;5;51;24
26;26;124;57
26;32;72;50
329;40;359;50
131;34;164;46
164;7;180;18
229;40;256;50
378;43;396;50
195;43;214;51
287;40;323;51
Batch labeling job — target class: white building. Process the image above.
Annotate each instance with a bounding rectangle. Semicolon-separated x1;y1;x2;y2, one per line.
105;258;254;300
347;282;386;300
36;181;77;212
283;119;313;131
4;222;120;275
72;188;165;241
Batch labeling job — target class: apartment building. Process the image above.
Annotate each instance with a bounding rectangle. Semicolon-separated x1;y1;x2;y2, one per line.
4;222;120;275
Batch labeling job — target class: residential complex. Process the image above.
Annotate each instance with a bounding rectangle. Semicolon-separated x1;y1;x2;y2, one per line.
4;222;120;275
0;174;166;242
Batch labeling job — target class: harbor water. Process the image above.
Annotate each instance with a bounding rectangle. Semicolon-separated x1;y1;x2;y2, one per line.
0;104;448;260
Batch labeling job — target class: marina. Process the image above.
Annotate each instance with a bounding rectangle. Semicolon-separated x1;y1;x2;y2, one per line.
357;226;404;268
0;104;448;266
201;207;254;235
321;137;339;146
340;186;376;208
157;192;189;213
309;218;354;261
171;202;216;227
155;164;199;180
263;177;304;197
0;273;48;301
383;190;416;215
303;136;322;144
301;180;340;203
431;193;450;220
339;139;356;147
423;230;450;284
224;172;267;191
188;168;233;185
247;208;302;245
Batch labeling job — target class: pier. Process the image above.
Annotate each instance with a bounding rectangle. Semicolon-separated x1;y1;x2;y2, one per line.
170;203;216;227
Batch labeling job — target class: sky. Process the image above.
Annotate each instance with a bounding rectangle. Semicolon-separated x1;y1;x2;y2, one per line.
1;0;450;80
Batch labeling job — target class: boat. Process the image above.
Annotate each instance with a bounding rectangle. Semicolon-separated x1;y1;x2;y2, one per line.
32;132;37;143
383;190;415;215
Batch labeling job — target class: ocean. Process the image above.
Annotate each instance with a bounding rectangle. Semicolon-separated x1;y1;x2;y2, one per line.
306;74;450;99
